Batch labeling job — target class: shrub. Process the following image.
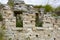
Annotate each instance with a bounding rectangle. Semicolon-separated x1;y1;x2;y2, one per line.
16;20;23;27
36;21;43;27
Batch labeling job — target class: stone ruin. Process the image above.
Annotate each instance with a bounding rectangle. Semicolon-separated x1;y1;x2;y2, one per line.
0;0;60;40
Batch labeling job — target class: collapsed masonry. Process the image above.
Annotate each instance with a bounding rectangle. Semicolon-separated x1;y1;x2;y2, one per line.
0;0;60;40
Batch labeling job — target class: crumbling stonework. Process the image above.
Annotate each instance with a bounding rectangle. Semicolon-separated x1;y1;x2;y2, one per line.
0;0;60;40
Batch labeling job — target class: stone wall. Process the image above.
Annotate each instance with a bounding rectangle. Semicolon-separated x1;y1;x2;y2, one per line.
1;0;60;40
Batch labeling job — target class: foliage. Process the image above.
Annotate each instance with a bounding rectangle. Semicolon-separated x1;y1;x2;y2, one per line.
9;38;12;40
0;22;5;40
44;4;54;12
16;14;23;27
35;13;43;27
52;13;58;17
36;21;43;27
8;0;14;7
0;13;3;21
34;4;54;13
1;26;6;30
48;34;50;36
54;6;60;16
34;5;43;8
55;6;60;11
16;20;23;27
0;28;5;40
0;13;5;40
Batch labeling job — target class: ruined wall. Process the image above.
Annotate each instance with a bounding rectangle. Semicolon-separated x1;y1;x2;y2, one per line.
0;0;60;40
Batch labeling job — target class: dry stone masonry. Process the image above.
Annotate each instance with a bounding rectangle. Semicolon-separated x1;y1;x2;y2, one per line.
0;0;60;40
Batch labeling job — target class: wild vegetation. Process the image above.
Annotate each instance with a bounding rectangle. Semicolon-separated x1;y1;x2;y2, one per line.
0;25;5;40
8;0;14;8
0;28;4;40
0;13;3;21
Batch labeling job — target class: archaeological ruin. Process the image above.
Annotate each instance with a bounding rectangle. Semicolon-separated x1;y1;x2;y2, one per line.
0;0;60;40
